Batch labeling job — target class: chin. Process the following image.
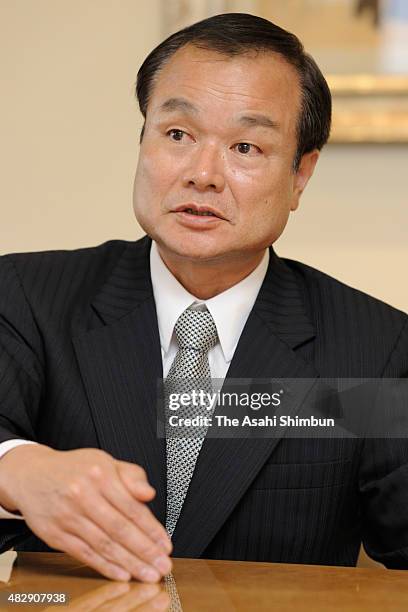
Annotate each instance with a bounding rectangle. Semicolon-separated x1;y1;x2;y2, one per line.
156;233;231;263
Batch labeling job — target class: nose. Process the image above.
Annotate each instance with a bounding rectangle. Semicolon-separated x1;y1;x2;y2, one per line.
182;144;225;192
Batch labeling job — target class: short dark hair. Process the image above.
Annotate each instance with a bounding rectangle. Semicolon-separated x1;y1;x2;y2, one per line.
136;13;331;171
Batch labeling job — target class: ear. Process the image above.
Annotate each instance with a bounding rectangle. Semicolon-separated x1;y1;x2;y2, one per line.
290;149;320;211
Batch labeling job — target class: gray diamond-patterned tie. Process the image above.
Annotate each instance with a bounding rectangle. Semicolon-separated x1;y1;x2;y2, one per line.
165;306;218;537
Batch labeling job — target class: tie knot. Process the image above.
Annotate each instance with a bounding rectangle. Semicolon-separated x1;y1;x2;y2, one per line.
174;307;218;353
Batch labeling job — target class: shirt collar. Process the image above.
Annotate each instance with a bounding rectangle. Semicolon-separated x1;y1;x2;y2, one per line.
150;241;269;363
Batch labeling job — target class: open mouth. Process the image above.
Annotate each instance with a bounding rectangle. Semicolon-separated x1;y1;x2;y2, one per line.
183;208;216;217
173;204;226;220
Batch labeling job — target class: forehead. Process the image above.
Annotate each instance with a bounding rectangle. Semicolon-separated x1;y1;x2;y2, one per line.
147;45;301;128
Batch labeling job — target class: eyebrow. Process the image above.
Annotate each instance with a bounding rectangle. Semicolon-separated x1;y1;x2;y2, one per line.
158;97;280;131
159;97;198;115
238;114;280;131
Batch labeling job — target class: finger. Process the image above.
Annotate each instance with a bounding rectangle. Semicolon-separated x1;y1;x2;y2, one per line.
106;487;172;554
73;491;172;578
52;531;132;582
97;583;163;612
108;466;172;553
115;461;156;502
63;514;165;582
85;462;172;554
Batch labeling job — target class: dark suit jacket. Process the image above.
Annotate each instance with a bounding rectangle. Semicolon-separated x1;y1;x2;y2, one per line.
0;236;407;567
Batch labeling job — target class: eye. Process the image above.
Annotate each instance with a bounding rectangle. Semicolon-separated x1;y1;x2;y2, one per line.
233;142;262;155
167;129;187;142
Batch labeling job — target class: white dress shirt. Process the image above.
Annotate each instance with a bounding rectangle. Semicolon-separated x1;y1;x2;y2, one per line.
0;241;269;519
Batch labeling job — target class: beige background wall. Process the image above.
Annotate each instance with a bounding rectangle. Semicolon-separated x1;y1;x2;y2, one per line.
1;1;407;313
0;0;161;251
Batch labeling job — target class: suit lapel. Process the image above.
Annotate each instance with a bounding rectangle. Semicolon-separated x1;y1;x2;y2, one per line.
72;237;167;523
172;249;319;557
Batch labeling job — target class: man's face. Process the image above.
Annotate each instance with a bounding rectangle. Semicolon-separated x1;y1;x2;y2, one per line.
133;45;318;263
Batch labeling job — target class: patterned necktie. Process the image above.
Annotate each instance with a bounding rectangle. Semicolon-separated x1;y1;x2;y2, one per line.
165;306;218;537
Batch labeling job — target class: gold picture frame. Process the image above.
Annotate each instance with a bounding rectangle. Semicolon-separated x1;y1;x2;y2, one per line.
328;74;408;142
255;0;408;144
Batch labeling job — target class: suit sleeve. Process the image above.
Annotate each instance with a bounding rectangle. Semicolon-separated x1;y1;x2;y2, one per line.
359;319;408;568
0;255;45;550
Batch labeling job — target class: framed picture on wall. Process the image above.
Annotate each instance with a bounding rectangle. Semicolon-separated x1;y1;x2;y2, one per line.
257;0;408;143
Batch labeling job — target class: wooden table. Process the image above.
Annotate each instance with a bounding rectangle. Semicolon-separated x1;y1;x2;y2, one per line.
1;552;408;611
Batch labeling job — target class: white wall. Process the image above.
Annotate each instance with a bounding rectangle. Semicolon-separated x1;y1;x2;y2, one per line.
276;144;408;312
0;0;161;252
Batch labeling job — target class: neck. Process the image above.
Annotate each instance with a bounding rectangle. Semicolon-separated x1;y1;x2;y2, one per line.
156;246;266;300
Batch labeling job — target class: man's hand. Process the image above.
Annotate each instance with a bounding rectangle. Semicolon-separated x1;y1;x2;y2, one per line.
0;445;172;582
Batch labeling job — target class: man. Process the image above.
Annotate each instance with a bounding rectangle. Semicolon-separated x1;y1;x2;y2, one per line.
0;13;407;584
